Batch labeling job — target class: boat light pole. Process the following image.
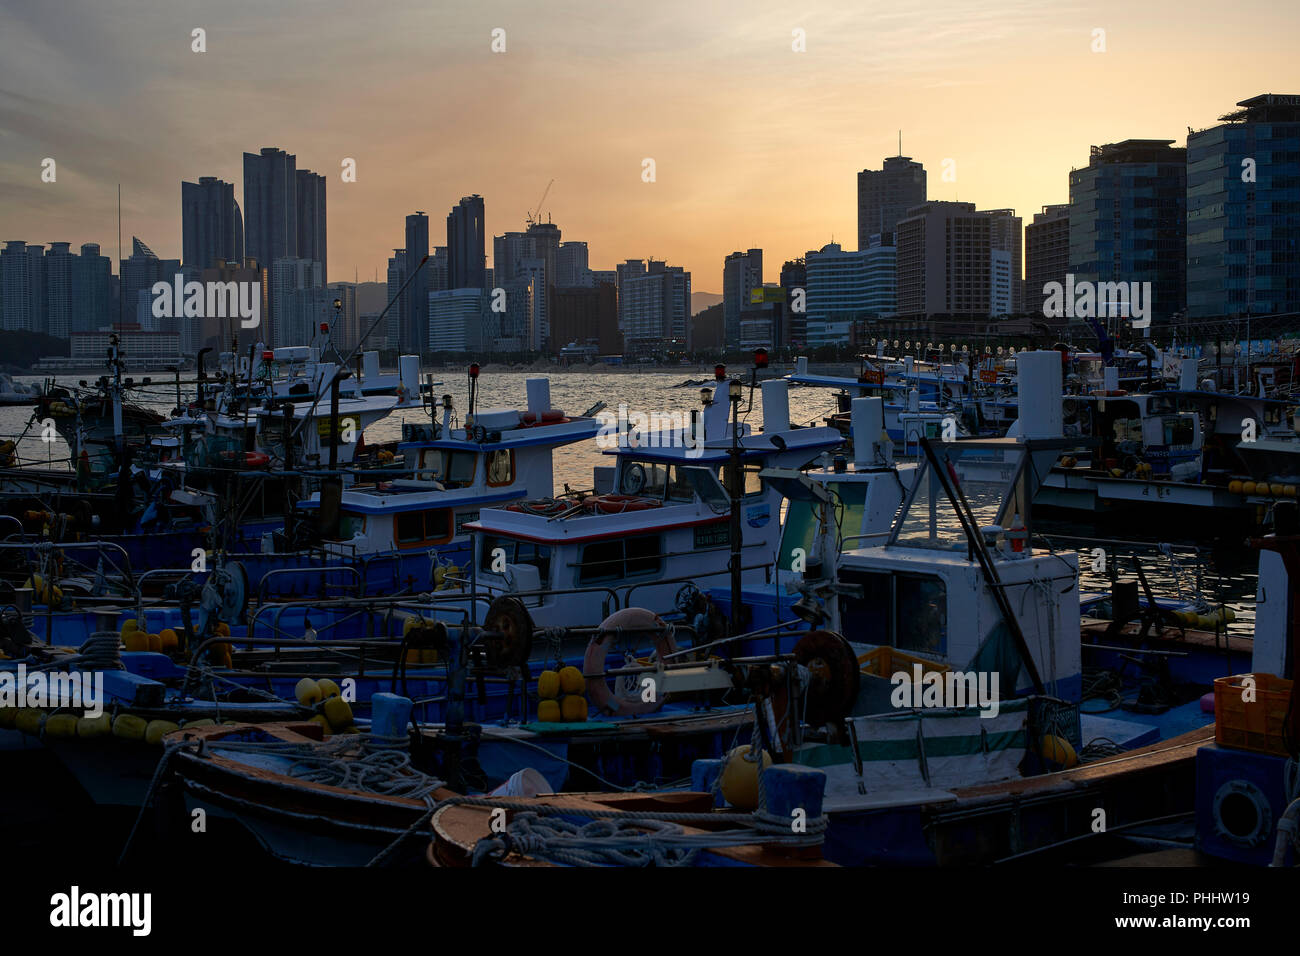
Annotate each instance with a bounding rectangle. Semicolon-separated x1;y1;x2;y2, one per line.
728;375;744;634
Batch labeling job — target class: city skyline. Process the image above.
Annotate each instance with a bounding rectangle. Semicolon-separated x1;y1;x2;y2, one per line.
3;0;1297;291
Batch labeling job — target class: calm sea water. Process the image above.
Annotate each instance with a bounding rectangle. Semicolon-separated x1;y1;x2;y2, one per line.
3;368;1259;633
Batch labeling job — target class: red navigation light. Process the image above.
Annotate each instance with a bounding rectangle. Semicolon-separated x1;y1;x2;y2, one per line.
714;364;726;380
262;350;274;362
753;348;769;369
319;323;329;333
469;363;480;379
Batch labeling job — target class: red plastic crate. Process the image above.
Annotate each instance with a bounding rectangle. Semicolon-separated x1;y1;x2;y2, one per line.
1213;672;1295;757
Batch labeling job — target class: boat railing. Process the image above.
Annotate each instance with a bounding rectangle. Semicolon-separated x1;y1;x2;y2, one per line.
0;538;136;590
441;574;623;617
620;562;774;607
839;531;894;550
0;514;24;540
256;565;362;604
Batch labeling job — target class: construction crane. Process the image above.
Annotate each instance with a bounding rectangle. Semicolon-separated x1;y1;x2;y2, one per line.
526;178;554;227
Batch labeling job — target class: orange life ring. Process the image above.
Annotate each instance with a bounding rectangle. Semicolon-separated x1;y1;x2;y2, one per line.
587;494;661;514
220;450;271;468
584;607;676;716
520;410;567;426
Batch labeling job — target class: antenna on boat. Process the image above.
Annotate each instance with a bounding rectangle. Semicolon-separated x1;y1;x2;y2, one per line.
286;254;432;445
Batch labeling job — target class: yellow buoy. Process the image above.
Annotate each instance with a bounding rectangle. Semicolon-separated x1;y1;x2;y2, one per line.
145;719;180;745
158;628;179;651
215;622;231;637
404;648;421;664
559;666;585;695
15;709;43;736
322;696;353;731
420;648;439;663
719;746;773;810
308;713;331;735
537;699;562;722
146;633;162;653
295;678;322;707
1039;734;1078;768
44;714;79;738
1286;485;1298;498
1243;481;1257;495
182;718;215;729
1272;483;1286;496
560;695;588;722
121;618;140;634
77;713;111;738
1229;480;1243;494
537;670;561;700
123;632;149;653
316;678;341;699
112;714;147;741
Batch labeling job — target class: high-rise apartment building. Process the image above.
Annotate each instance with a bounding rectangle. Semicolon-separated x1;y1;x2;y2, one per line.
1187;94;1300;319
1069;139;1187;328
182;176;243;271
857;155;927;249
447;195;487;291
722;249;762;346
1025;204;1071;318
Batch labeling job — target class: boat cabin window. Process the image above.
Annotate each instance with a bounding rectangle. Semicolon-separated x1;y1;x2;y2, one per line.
337;513;366;539
577;533;662;584
620;461;694;502
480;535;552;583
416;449;477;487
487;449;515;486
837;570;947;656
720;462;764;499
1162;416;1195;446
395;508;453;548
1263;405;1283;428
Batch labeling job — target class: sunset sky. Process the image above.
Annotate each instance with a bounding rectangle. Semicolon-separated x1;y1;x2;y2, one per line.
2;0;1296;293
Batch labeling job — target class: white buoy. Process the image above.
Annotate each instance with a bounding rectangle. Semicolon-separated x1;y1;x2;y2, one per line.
398;355;420;405
1016;351;1063;441
1179;358;1198;392
761;380;789;432
1103;366;1119;392
795;356;808;375
852;396;885;467
525;378;551;414
362;351;380;385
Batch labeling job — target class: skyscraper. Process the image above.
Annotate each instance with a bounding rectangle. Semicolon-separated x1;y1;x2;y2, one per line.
296;169;327;280
1;241;44;332
447;195;486;290
723;249;763;345
1187;94;1300;319
803;242;896;347
386;249;406;351
895;202;1010;321
243;147;298;268
621;260;691;355
1025;205;1071;318
857;155;927;249
43;242;74;339
1069;140;1187;328
403;212;430;353
984;209;1023;314
120;237;179;329
182;176;243;271
556;241;590;287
